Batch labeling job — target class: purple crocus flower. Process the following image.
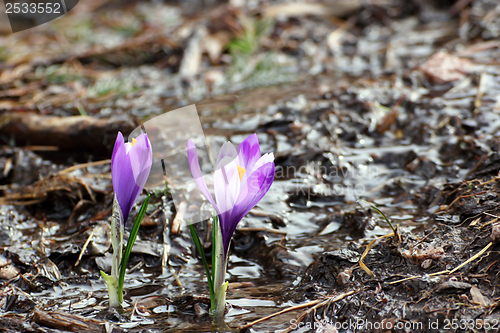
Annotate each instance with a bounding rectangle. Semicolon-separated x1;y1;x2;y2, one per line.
111;132;153;223
187;133;275;255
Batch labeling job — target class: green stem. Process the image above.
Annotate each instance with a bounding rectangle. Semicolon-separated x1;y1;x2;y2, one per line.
111;195;123;281
117;194;150;303
103;195;124;308
102;194;149;308
188;215;228;322
101;271;120;308
210;215;227;321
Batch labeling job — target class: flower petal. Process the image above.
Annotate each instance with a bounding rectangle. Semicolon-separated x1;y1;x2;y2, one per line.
221;159;275;253
112;132;142;223
214;154;240;232
237;133;261;173
239;152;274;184
127;133;153;189
234;158;275;219
217;142;238;166
215;153;241;209
187;139;220;215
111;132;125;177
251;152;275;172
188;133;276;256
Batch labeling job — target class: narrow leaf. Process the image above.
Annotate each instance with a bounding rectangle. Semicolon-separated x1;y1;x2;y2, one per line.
212;215;218;273
117;194;150;303
188;223;214;300
371;205;396;233
111;195;124;280
210;215;218;311
101;270;120;308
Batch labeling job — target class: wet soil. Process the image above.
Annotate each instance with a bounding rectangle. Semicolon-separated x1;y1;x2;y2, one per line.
1;0;500;332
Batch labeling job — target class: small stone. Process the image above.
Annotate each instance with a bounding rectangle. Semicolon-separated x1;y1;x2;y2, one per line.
336;270;351;285
491;223;500;242
421;259;432;269
0;265;20;280
136;305;151;317
194;303;208;317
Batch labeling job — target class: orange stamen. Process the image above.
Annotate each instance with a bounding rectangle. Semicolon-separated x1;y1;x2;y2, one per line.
237;166;246;181
130;137;138;147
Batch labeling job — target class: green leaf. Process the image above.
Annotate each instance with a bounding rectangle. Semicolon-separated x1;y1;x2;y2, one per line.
101;270;120;308
210;215;219;311
212;215;217;272
188;223;214;301
117;194;150;303
100;270;112;282
371;205;396;233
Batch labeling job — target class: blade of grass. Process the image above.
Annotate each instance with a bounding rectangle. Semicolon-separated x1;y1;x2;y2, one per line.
371;205;396;233
189;223;214;301
117;194;150;303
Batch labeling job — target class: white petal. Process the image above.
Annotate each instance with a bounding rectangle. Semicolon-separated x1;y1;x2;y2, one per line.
214;156;240;215
249;153;274;174
124;142;132;154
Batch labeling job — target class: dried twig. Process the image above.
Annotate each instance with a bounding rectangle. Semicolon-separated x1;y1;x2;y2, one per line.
388;270;449;285
171;201;187;235
359;231;395;277
281;290;361;333
59;159;111;174
239;290;360;330
449;241;492;274
238;299;324;330
0;113;134;155
33;309;103;332
75;227;97;267
411;226;438;248
389;241;493;285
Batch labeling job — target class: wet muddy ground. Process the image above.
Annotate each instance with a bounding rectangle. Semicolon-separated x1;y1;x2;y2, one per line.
1;0;500;332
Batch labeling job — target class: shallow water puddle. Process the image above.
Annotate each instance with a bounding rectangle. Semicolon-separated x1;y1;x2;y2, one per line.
2;0;500;330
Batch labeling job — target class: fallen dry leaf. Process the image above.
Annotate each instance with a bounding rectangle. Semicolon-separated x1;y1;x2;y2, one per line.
420;51;473;84
470;285;491;307
401;246;445;263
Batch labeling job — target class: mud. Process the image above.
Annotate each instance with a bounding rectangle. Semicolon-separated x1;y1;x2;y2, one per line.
1;0;500;332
